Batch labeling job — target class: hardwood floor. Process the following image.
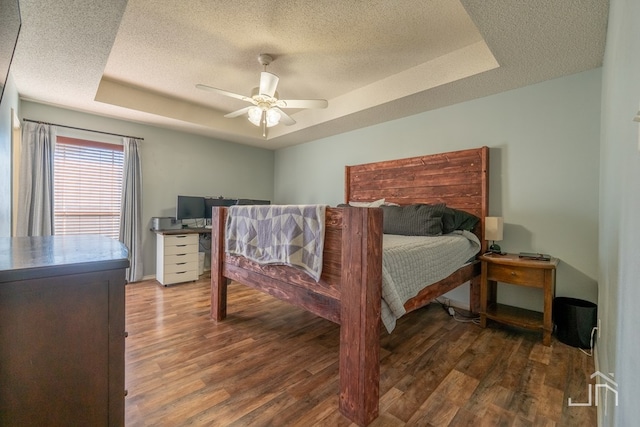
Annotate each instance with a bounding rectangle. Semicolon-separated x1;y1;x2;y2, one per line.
125;275;596;426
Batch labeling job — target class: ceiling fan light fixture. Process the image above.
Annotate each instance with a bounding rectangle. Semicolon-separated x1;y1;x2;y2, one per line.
266;108;281;127
247;106;281;128
247;106;262;126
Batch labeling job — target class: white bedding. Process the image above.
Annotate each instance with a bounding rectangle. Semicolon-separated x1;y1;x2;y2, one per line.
381;230;481;332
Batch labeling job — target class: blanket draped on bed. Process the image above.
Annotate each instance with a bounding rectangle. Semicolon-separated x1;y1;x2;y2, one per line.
381;230;481;333
225;205;327;281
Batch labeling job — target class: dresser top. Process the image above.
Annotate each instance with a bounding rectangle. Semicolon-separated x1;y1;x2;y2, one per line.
0;235;130;283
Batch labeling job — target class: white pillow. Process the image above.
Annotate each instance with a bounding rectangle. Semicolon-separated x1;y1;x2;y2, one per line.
348;198;386;207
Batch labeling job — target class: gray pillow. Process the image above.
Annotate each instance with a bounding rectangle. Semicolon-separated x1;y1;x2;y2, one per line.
381;203;445;236
442;207;480;233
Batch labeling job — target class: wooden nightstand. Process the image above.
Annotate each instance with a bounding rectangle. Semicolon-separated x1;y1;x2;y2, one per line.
479;253;559;346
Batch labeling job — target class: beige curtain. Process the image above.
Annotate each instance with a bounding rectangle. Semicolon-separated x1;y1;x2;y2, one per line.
119;137;143;282
16;122;56;236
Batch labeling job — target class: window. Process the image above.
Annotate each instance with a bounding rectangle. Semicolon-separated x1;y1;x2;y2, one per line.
54;136;124;239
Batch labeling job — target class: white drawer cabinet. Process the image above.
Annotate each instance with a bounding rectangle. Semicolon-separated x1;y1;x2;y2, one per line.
156;233;199;285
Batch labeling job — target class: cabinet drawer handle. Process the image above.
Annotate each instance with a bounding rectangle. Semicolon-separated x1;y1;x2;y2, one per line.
124;331;129;338
176;244;187;247
511;271;516;276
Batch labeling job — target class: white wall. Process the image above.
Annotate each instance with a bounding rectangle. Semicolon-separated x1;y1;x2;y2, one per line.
20;101;275;277
275;68;601;311
598;0;640;425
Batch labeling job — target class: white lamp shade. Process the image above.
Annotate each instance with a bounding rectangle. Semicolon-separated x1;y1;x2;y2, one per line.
247;107;262;126
485;217;504;241
247;107;281;128
265;108;281;127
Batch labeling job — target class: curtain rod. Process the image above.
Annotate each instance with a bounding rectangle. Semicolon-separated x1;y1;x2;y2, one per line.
22;118;145;141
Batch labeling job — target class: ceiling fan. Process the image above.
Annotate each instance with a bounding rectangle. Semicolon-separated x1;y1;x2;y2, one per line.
196;54;328;138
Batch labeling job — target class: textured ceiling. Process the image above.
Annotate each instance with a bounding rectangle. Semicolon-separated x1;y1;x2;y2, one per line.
11;0;608;149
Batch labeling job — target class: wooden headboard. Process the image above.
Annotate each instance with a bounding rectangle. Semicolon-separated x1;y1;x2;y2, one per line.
345;146;489;253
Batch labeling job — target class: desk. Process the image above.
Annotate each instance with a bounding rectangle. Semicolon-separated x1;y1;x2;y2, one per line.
154;228;211;285
154;227;212;235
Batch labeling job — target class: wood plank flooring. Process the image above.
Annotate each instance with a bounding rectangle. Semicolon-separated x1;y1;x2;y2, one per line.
125;275;596;426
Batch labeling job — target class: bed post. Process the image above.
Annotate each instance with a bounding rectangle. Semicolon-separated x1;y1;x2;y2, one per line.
469;275;481;314
210;207;227;322
471;146;489;314
339;207;383;426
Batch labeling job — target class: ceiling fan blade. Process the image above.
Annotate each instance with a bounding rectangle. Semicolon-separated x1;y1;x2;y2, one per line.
271;107;296;126
196;84;253;103
277;98;328;109
224;106;254;118
259;72;279;97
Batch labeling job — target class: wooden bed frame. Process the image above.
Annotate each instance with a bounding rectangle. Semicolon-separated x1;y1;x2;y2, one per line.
210;146;489;426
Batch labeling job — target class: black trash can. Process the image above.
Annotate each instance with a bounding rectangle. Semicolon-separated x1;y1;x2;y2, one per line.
553;297;597;348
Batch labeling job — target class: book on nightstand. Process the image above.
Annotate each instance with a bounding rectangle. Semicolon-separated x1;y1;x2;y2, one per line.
518;252;551;261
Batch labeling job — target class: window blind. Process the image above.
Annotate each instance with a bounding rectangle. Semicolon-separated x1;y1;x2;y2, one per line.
54;136;124;239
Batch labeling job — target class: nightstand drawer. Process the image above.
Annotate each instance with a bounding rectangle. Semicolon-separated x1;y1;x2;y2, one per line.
487;264;544;287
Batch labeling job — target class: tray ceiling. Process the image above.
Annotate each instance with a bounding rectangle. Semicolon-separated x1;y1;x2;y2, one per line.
11;0;608;149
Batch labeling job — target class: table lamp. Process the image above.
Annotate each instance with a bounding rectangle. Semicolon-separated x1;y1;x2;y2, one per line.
485;217;504;253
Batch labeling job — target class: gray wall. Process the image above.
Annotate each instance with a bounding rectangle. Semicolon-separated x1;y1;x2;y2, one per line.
20;101;275;277
275;68;601;312
0;73;19;237
598;0;640;424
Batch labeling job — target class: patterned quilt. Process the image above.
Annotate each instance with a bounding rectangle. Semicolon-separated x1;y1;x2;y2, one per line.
225;205;327;281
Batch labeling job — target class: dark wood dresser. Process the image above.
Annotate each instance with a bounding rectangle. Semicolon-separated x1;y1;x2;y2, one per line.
0;235;129;426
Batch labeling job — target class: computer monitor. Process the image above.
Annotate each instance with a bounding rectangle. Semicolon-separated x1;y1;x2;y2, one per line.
176;195;205;220
204;197;236;218
235;199;270;205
